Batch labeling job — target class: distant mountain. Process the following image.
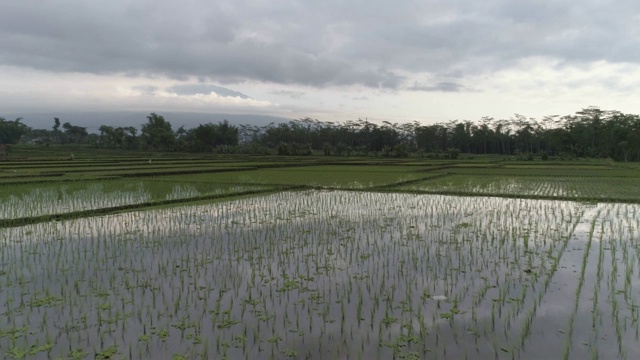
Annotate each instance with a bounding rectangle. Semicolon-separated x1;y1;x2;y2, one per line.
6;111;290;133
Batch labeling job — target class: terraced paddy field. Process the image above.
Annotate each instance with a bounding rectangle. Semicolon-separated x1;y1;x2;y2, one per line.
396;175;640;201
1;154;640;359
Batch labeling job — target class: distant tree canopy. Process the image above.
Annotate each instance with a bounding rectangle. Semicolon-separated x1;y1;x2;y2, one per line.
141;113;176;151
187;120;239;152
96;115;240;152
9;107;640;161
244;108;640;160
0;117;30;145
61;122;89;144
99;125;138;150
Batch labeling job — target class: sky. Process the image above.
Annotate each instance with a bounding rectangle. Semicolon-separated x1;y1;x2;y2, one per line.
2;0;640;129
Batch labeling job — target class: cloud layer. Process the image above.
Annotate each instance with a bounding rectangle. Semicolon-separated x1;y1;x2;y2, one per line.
3;1;639;90
1;1;640;123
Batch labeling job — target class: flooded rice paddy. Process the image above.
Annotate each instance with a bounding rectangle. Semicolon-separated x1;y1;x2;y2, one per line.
0;181;268;220
399;175;640;201
1;191;639;359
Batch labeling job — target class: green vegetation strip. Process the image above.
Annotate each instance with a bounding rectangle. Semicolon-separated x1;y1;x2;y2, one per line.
370;173;451;189
92;166;258;178
0;176;119;186
154;166;427;189
0;159;225;169
0;167;259;184
0;163;253;174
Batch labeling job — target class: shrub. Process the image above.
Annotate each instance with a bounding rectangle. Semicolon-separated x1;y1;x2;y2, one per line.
447;148;460;159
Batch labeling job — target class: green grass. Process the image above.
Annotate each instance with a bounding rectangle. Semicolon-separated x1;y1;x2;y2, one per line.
154;166;427;188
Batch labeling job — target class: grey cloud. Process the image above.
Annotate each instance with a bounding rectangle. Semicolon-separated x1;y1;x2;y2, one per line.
1;1;639;89
131;85;158;95
166;84;251;99
409;82;466;92
335;1;640;75
270;90;306;99
0;1;402;88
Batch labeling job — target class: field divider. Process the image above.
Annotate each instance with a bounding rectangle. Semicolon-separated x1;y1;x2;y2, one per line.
0;185;306;228
0;159;234;169
368;173;452;190
24;164;254;175
413;165;456;172
106;166;259;177
0;176;123;186
0;167;261;185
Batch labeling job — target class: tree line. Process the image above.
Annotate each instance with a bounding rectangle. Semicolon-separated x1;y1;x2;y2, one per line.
2;106;640;161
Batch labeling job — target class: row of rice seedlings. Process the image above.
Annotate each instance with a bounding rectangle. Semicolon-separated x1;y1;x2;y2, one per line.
397;176;560;197
467;201;587;359
522;202;640;360
506;206;586;357
162;184;265;201
1;191;638;358
0;191;568;358
561;209;600;360
0;183;151;219
589;219;607;359
398;176;640;202
598;203;640;359
0;181;267;220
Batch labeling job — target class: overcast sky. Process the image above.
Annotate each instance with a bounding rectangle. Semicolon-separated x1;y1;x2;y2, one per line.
2;0;640;127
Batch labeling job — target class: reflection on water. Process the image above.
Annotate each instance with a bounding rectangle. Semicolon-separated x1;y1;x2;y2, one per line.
0;191;639;359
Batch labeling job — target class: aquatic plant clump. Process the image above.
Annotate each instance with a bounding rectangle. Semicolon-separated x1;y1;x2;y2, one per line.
0;191;638;359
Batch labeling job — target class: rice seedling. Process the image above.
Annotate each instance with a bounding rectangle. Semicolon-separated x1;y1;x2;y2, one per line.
396;175;640;203
0;180;270;221
1;187;639;358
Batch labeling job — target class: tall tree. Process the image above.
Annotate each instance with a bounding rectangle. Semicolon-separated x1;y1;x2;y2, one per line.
62;122;89;144
141;113;176;151
0;117;30;144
